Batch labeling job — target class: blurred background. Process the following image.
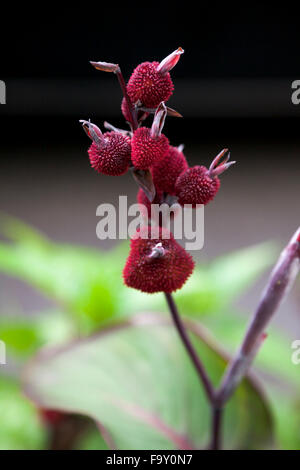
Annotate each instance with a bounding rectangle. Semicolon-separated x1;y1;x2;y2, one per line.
0;3;300;451
0;3;299;331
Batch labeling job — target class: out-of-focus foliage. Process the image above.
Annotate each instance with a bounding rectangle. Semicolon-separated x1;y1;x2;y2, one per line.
0;216;299;449
0;216;276;331
0;378;46;450
22;317;273;450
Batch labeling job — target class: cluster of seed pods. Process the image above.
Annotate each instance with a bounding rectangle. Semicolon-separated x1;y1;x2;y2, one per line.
80;49;235;294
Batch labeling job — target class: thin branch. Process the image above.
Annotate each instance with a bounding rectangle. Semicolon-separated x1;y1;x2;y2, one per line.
164;292;215;404
216;227;300;405
115;66;138;131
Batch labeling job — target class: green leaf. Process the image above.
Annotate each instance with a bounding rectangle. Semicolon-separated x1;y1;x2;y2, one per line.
0;233;122;333
23;314;273;450
0;317;40;357
0;377;46;450
208;242;277;305
0;311;78;359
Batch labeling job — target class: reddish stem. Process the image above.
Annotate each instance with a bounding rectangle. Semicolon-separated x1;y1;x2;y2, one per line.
164;293;215;405
115;67;138;131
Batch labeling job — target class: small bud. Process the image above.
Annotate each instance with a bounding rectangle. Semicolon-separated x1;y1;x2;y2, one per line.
104;121;132;138
132;168;157;202
90;61;119;73
138;105;183;118
150;102;167;138
157;47;184;75
208;148;236;178
80;119;103;145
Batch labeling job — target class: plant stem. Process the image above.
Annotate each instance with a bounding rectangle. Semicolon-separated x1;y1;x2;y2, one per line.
115;67;138;131
210;406;223;450
217;227;300;404
164;292;215;405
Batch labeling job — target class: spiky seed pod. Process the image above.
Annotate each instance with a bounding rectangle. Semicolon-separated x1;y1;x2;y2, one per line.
88;131;131;176
152;145;188;195
123;226;195;293
175;166;221;206
131;127;169;170
126;62;173;110
175;149;235;206
123;48;184;115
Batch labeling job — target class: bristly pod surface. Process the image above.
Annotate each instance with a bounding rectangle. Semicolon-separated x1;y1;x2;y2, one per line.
123;226;195;293
152;145;188;195
80;120;131;176
175;149;235;206
131;102;169;170
124;48;184;114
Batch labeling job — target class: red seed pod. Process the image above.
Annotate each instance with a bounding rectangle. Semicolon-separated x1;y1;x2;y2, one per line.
87;131;131;176
175;165;221;206
152;145;188;195
131;127;169;169
175;149;235;206
131;103;169;170
127;61;173;109
123;226;195;293
125;48;184;111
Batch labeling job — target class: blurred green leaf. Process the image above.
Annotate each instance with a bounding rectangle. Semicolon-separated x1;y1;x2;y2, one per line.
269;392;300;450
0;217;276;332
0;311;78;359
0;218;124;332
23;315;273;450
76;425;110;450
0;377;46;450
0;317;40;358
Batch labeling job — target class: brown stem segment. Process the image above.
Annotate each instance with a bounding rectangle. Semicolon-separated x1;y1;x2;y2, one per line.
210;406;223;450
164;292;215;405
115;67;138;131
216;227;300;405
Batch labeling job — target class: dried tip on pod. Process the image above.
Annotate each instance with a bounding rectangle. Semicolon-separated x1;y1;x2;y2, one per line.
147;242;166;260
138;106;182;118
157;47;184;75
80;119;131;176
79;119;103;146
208;148;235;178
150;102;167;138
90;61;119;73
